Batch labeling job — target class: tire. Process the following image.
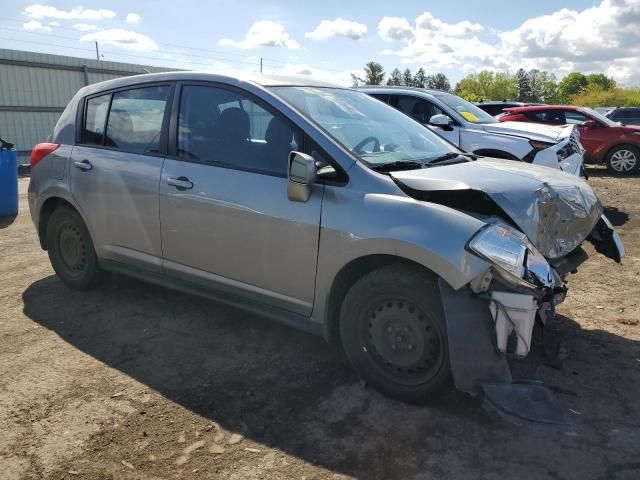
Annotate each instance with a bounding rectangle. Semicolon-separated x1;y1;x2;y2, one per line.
606;145;640;175
339;263;452;403
46;206;100;290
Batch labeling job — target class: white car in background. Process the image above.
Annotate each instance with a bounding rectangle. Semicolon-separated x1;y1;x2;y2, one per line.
361;87;585;177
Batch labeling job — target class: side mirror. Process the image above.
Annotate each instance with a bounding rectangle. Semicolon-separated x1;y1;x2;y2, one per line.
583;119;598;129
288;151;317;202
429;114;453;131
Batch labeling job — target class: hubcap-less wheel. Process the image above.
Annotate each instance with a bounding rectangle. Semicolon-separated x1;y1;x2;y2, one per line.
364;297;444;386
610;149;637;173
58;223;87;273
47;206;100;290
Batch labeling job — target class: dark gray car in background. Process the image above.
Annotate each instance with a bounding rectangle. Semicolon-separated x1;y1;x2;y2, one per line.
606;107;640;126
28;72;623;403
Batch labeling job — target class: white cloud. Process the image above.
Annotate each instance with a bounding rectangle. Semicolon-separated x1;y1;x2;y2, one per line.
306;18;367;40
80;29;158;51
415;12;483;36
378;17;414;42
73;23;98;32
377;13;500;71
126;13;140;24
276;63;356;86
218;21;300;49
376;1;640;85
23;20;51;32
48;21;60;27
499;0;640;84
23;4;115;21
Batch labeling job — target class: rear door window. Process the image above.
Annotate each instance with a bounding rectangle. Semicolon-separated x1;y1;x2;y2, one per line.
84;94;110;145
104;85;171;154
388;95;447;124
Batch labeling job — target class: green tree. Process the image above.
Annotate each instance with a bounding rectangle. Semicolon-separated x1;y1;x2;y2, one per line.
402;68;413;86
387;68;402;86
586;73;616;91
529;70;557;103
413;68;427;88
557;72;588;103
455;70;516;101
351;61;385;86
516;68;532;102
426;73;451;91
570;85;640;107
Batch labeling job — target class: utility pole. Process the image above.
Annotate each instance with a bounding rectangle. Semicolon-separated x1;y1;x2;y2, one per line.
95;41;100;61
260;57;262;73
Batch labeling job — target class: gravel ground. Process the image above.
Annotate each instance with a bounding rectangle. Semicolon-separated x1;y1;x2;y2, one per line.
1;170;639;480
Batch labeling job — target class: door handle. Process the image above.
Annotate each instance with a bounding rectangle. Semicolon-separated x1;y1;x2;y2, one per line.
167;176;193;190
73;160;92;171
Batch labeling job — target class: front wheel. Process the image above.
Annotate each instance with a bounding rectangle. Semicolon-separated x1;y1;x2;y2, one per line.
46;206;100;290
606;145;639;175
339;264;452;403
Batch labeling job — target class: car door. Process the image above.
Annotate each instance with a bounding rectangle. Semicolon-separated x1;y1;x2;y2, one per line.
388;94;461;146
70;83;173;272
563;109;607;154
159;83;323;316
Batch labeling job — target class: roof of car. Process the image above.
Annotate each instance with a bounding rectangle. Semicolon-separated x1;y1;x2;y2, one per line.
503;105;583;112
356;86;452;96
79;71;341;97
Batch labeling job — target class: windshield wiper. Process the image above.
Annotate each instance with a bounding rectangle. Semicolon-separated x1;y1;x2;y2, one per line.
371;160;426;172
427;152;476;164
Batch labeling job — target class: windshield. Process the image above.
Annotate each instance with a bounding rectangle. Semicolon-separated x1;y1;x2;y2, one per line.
271;87;459;167
581;107;618;127
434;93;498;124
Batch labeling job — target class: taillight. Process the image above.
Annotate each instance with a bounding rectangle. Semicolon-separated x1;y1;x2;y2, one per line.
31;143;60;168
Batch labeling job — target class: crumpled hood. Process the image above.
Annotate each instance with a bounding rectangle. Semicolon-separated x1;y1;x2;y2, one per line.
480;121;570;142
391;158;603;259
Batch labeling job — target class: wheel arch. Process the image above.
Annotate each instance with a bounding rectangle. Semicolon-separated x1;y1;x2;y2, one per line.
323;254;441;344
37;196;87;250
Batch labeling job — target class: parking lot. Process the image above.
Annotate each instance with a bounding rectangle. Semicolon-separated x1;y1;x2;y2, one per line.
1;171;639;480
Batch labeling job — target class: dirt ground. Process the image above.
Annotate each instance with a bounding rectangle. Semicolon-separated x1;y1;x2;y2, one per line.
1;170;639;480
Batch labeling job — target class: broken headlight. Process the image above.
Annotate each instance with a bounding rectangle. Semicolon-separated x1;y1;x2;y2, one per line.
468;223;556;292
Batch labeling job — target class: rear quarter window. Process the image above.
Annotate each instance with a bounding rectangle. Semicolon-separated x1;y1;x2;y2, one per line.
84;94;110;145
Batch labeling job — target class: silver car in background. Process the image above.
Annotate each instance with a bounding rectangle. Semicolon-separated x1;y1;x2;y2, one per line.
28;73;623;403
361;86;585;177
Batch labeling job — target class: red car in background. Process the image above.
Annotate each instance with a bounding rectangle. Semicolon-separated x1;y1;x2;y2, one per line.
499;105;640;175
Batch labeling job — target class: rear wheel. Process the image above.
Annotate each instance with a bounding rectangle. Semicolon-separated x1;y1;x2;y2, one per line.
46;206;100;290
606;145;639;175
339;264;452;403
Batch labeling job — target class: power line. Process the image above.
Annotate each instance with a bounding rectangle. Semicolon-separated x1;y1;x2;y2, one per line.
3;17;352;76
4;17;344;73
4;17;268;62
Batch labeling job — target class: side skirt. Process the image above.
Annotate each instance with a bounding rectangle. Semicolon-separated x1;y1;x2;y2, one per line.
100;259;324;337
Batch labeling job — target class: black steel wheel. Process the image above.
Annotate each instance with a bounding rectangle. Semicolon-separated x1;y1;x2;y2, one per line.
339;263;452;402
47;206;100;290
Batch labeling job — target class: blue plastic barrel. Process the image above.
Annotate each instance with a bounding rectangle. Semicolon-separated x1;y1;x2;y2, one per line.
0;147;19;217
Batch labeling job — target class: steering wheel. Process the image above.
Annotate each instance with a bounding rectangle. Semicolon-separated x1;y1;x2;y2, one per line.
353;136;381;155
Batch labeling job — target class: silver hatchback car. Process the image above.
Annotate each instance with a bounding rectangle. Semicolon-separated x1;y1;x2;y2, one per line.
29;72;623;403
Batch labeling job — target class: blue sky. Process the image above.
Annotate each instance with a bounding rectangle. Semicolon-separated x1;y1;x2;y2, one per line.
3;0;639;85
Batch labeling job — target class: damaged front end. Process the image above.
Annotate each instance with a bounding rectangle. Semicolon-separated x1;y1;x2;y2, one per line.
390;159;624;397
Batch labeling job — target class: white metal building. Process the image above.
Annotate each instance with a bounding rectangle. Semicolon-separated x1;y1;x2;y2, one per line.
0;48;176;164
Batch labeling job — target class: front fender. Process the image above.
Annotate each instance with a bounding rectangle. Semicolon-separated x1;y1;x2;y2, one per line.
311;185;491;328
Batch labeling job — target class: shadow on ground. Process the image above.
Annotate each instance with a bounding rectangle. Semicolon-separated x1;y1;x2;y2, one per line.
0;214;17;229
22;274;640;479
603;205;630;227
